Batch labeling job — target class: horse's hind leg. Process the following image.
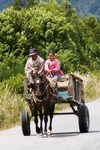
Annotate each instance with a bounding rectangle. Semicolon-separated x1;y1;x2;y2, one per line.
44;109;48;136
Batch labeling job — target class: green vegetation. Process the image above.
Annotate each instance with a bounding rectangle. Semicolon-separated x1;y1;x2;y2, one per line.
0;86;24;129
84;73;100;101
0;0;100;130
74;72;100;101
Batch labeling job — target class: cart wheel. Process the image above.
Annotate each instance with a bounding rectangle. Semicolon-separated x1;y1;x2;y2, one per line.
78;105;90;133
20;110;31;136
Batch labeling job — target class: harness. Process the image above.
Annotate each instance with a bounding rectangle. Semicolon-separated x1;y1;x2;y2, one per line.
32;77;51;104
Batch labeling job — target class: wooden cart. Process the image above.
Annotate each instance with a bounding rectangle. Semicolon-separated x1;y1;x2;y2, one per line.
54;73;90;133
20;74;90;135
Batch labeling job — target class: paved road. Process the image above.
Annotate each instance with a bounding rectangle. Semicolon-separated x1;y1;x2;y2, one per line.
0;98;100;150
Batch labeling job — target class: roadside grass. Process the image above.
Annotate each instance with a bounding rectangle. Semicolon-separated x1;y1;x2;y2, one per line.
0;85;24;130
0;72;100;130
74;72;100;102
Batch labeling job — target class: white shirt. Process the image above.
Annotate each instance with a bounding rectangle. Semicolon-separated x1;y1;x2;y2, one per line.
25;56;44;73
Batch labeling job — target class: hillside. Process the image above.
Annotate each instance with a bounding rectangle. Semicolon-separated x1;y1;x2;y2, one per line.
0;0;100;18
0;0;13;10
69;0;100;18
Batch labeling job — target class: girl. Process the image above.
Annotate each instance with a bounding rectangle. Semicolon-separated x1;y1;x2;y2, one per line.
45;51;63;81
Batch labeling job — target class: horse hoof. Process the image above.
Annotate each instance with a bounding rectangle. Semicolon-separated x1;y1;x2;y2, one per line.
48;130;52;136
39;132;43;136
43;133;48;138
36;128;41;134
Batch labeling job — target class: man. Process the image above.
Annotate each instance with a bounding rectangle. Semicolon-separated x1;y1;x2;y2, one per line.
25;48;44;83
24;48;44;100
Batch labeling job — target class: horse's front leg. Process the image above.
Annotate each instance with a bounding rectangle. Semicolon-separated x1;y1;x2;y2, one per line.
39;109;43;135
48;105;55;135
44;109;48;137
34;110;41;134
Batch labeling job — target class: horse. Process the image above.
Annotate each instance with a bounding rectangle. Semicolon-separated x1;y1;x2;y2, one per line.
31;72;55;136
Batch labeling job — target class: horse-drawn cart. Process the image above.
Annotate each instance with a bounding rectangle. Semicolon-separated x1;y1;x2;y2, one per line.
20;73;90;136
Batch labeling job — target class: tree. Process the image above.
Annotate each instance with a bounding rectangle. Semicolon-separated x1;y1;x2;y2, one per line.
13;0;38;9
13;0;25;10
0;1;100;74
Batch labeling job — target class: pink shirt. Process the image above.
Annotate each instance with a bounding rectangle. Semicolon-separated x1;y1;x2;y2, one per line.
45;59;63;76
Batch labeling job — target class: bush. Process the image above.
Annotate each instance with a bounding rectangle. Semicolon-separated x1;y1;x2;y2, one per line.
74;72;100;101
0;87;24;129
0;73;25;94
84;73;100;101
0;54;24;82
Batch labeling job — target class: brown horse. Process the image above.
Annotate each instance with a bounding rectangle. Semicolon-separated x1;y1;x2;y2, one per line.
31;72;55;136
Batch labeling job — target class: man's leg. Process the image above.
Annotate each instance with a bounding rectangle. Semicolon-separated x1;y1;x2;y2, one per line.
24;77;33;100
24;78;29;101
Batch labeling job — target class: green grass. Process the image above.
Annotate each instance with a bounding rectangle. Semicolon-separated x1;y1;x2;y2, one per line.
73;72;100;102
0;86;24;130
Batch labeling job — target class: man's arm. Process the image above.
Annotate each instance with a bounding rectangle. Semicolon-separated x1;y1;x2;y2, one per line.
25;59;36;73
38;60;45;73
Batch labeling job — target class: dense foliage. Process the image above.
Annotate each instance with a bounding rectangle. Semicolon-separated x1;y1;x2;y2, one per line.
0;0;99;93
0;1;100;74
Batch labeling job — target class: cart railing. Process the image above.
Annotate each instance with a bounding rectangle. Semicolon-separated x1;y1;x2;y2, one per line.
56;74;85;104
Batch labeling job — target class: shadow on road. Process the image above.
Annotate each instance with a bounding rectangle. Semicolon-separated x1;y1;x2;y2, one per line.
88;130;100;134
51;132;80;138
29;132;80;138
51;130;100;138
29;130;100;138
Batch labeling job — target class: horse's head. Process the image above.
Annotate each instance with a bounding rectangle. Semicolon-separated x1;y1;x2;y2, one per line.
32;73;48;100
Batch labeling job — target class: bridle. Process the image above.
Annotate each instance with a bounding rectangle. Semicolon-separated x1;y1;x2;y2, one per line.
34;80;50;97
32;73;50;101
